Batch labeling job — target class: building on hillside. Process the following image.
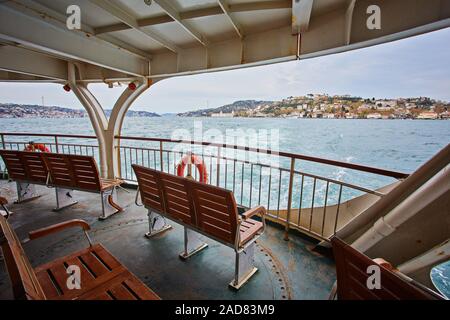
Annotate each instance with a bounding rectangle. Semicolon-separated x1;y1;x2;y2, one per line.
417;111;438;120
367;113;382;119
210;111;234;118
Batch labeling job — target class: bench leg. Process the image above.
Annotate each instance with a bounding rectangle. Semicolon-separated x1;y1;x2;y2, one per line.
15;182;40;203
179;227;208;260
53;187;78;211
229;242;258;290
145;210;172;238
99;188;123;220
1;203;12;218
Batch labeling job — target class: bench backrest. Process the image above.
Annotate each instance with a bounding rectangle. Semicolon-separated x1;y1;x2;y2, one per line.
331;237;440;300
132;165;240;245
133;164;165;214
0;150;48;184
0;215;46;300
159;171;196;226
189;181;239;244
42;153;102;191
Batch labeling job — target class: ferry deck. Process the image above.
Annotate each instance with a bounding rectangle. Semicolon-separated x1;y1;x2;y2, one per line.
0;0;449;301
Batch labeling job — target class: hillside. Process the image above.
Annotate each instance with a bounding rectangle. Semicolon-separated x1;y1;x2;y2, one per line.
176;95;450;120
0;103;160;118
177;100;273;117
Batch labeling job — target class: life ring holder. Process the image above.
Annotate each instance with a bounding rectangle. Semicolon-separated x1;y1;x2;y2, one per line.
24;141;50;153
176;153;208;183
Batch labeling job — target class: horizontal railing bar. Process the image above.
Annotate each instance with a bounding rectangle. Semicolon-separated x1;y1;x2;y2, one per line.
1;132;408;179
0;132;97;139
115;135;409;179
5;141;98;147
119;146;385;197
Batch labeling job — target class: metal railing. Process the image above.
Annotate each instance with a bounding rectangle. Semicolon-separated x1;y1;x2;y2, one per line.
117;136;408;241
0;132;409;241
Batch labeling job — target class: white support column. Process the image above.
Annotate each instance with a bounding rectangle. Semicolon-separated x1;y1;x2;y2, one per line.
68;62;153;178
105;78;154;179
68;63;109;177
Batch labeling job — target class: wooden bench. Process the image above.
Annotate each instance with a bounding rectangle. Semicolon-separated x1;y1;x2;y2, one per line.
132;164;266;290
0;150;49;202
330;237;443;300
0;214;160;300
0;150;123;219
41;153;123;219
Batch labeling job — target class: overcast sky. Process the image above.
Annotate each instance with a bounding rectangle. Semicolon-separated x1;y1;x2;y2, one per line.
1;27;449;113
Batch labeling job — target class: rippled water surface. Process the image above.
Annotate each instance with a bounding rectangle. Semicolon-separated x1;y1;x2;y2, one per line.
2;117;449;172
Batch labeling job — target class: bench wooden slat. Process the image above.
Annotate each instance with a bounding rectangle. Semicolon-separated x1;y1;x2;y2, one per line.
0;217;161;301
35;270;61;298
240;220;264;245
78;251;110;278
331;237;441;300
92;245;121;270
0;150;48;184
196;189;229;205
159;172;196;226
42;153;102;191
47;263;71;295
164;193;190;211
108;282;137;300
198;210;231;231
198;204;232;223
64;256;97;285
92;292;114;300
123;277;160;300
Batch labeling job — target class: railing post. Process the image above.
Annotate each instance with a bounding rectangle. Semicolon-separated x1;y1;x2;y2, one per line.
284;158;296;241
114;134;122;179
54;135;59;153
216;146;221;186
1;134;5;149
187;151;192;178
159;141;164;172
0;134;5;179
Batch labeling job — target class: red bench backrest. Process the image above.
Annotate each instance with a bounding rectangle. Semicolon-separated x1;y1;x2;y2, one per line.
188;181;239;245
0;150;48;184
132;165;240;245
133;164;165;214
41;153;101;191
159;171;196;226
331;237;440;300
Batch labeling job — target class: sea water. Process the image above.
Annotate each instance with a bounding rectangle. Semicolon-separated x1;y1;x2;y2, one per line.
0;116;449;297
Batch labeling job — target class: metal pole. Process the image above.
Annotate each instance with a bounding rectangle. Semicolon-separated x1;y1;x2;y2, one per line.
284;158;296;241
187;151;192;178
116;144;122;179
1;134;5;149
0;134;5;179
54;136;59;153
216;146;221;186
159;141;164;171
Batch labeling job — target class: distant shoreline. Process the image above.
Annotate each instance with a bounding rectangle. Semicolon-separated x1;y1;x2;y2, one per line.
175;116;449;121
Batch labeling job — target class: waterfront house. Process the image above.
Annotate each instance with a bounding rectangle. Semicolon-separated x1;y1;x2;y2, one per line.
417;111;439;120
367;113;383;119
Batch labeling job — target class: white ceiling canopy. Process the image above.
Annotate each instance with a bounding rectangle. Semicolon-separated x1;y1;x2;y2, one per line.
0;0;448;83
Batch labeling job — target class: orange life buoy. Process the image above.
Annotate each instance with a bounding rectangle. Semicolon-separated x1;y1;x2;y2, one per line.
176;153;208;183
24;142;50;153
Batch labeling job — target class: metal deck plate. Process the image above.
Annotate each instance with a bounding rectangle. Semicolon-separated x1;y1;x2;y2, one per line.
0;180;336;300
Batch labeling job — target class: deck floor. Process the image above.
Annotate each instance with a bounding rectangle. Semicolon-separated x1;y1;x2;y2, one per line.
0;179;335;300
